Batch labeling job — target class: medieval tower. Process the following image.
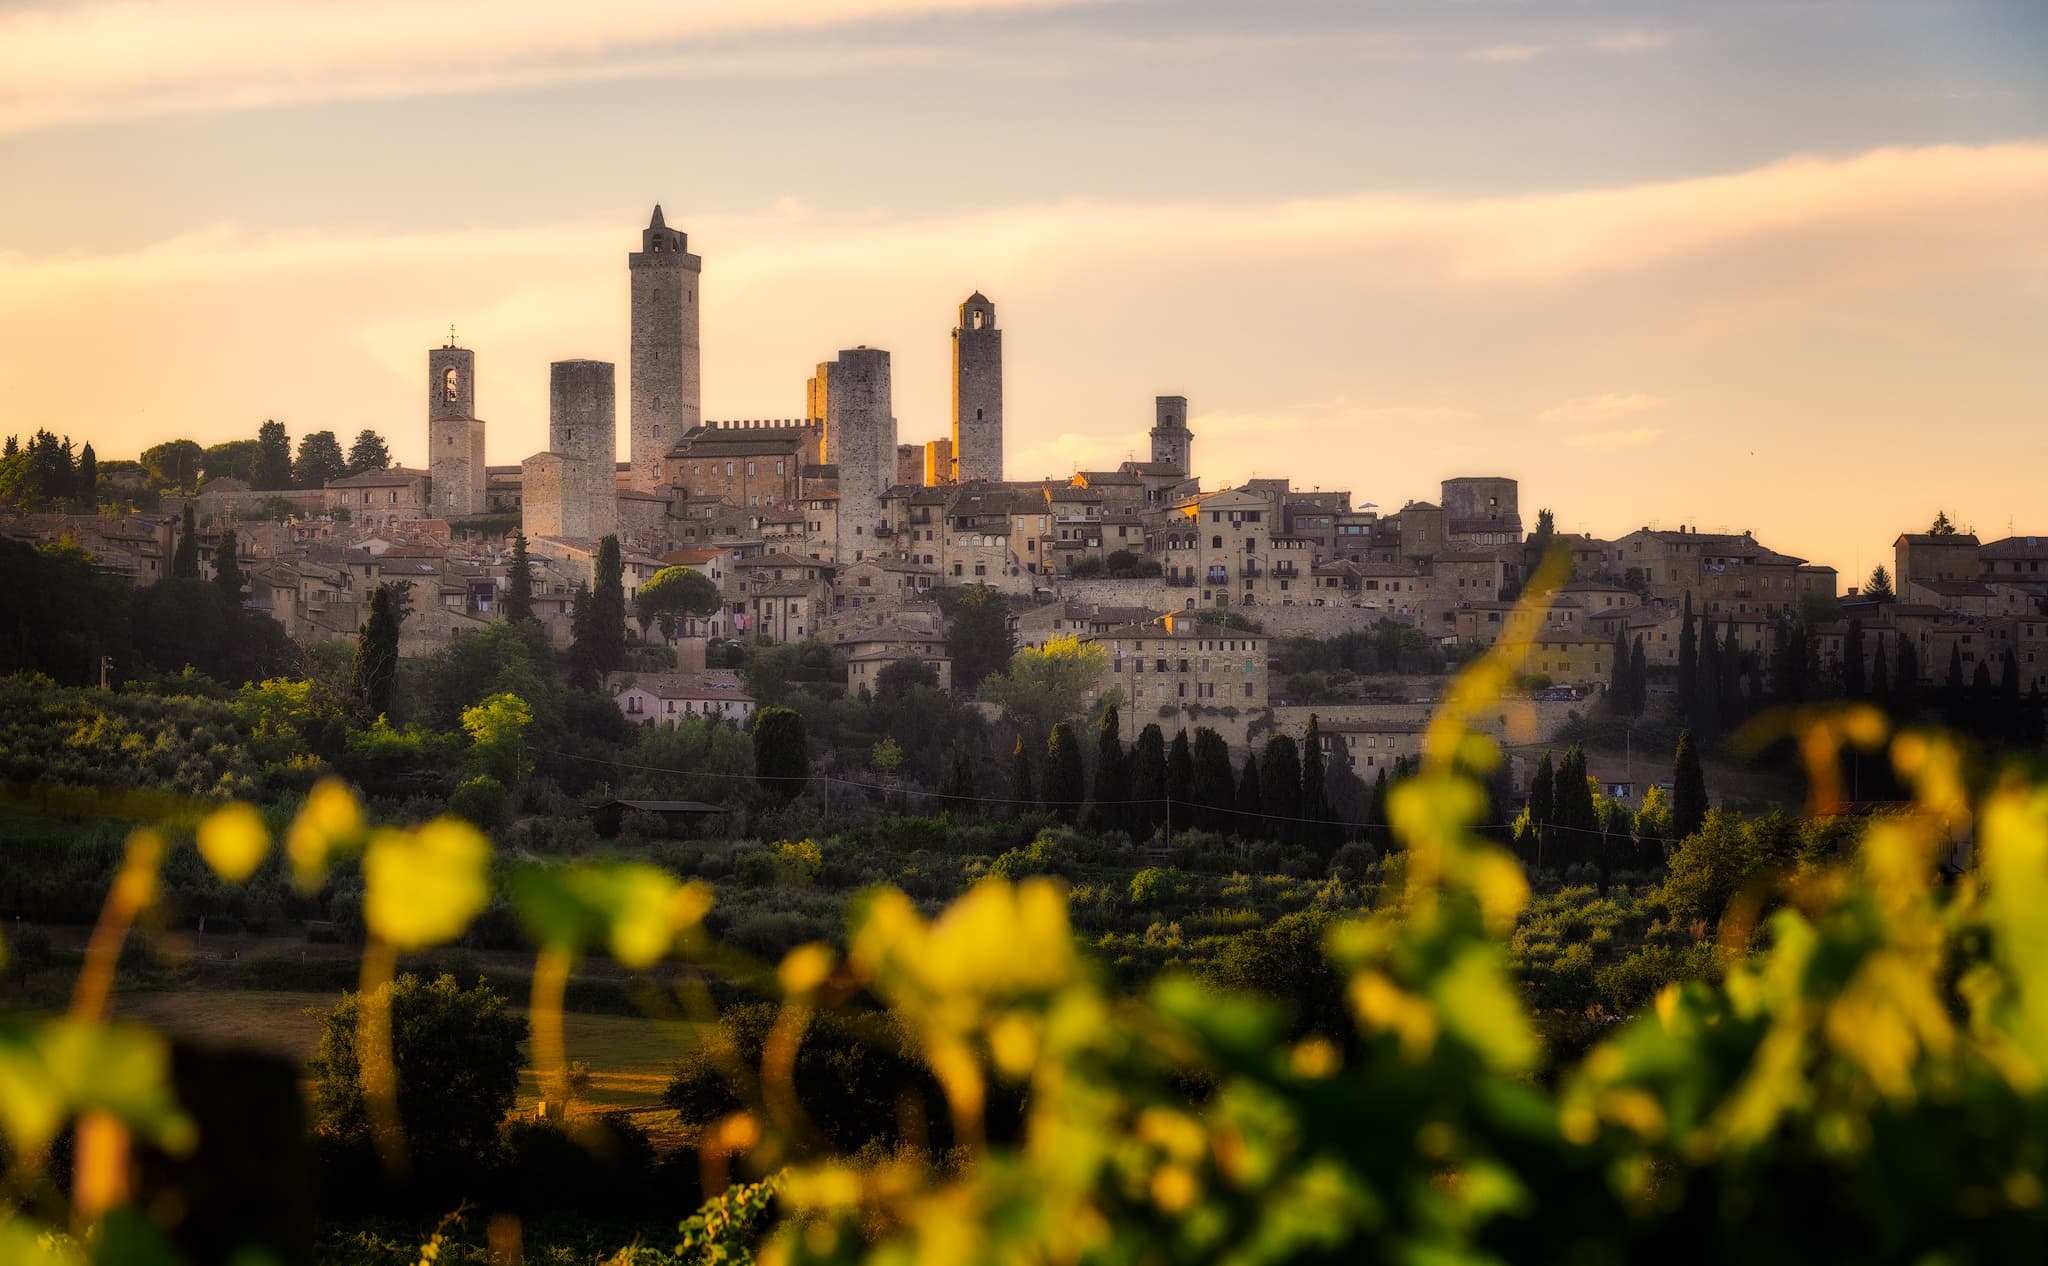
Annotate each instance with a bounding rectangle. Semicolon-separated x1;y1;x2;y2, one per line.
950;292;1002;483
427;338;486;516
629;205;700;493
1149;395;1193;477
827;346;894;563
522;359;617;540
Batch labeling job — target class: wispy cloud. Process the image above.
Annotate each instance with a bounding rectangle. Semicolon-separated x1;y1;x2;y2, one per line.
1592;30;1674;54
0;0;1095;134
1567;426;1665;449
1469;43;1548;64
1538;393;1667;425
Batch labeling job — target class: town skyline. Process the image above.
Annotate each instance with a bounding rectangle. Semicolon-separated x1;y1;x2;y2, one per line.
4;0;2046;579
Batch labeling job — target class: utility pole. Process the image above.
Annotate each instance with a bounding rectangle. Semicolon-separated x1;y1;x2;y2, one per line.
99;655;112;691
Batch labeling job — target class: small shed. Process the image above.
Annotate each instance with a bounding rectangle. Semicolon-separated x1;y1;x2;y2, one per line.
589;798;728;839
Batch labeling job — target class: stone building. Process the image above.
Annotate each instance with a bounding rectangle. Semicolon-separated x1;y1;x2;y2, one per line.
923;438;955;487
1440;476;1521;546
427;338;486;517
323;468;431;530
827;347;894;564
663;420;819;508
628;206;701;494
895;443;925;488
1082;610;1271;741
952;292;1003;482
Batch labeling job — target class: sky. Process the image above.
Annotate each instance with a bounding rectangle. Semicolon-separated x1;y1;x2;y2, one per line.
2;0;2044;580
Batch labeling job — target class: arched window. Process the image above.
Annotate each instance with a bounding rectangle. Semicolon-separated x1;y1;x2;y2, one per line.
443;367;459;404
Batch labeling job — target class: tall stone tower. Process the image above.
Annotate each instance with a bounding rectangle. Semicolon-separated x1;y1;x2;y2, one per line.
427;338;486;517
1149;395;1193;477
629;205;701;493
827;347;894;563
550;359;618;539
951;292;1002;483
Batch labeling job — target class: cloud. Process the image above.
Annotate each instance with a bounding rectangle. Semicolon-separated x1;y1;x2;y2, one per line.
0;0;1094;134
1469;43;1548;64
1592;30;1674;54
1537;393;1667;425
1567;427;1665;449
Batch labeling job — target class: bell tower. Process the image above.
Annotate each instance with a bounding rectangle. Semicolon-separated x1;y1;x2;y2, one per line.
427;333;486;516
1149;395;1192;478
951;292;1002;483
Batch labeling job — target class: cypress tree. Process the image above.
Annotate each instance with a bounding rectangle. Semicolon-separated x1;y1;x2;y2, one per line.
1191;728;1235;833
1870;639;1890;709
590;535;627;674
1895;635;1920;722
2001;652;2023;745
1676;592;1697;720
1009;735;1036;815
1697;616;1722;741
352;584;401;720
1165;729;1195;834
172;504;201;578
566;583;597;691
1301;715;1330;852
1366;768;1390;852
942;748;977;803
1260;733;1302;845
212;526;243;602
1043;722;1085;824
503;531;534;622
1843;618;1866;699
751;706;809;804
1087;705;1128;833
1721;617;1743;724
1130;723;1168;840
1528;751;1555;865
1672;729;1708;841
75;442;97;509
1629;636;1648;717
1235;752;1264;840
1609;627;1631;712
2027;683;2046;748
1971;659;1995;740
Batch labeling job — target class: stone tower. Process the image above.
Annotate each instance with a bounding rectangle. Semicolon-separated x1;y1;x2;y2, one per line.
951;292;1002;483
629;205;701;493
827;347;894;563
1150;395;1193;477
550;359;618;539
427;338;486;517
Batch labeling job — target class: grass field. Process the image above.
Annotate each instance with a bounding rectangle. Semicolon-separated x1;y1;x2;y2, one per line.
116;988;704;1146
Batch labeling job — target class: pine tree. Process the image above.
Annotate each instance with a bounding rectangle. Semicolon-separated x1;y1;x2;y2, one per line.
1235;752;1264;840
1301;715;1330;853
347;429;392;475
173;504;200;578
1191;728;1235;834
75;442;97;509
1009;735;1036;815
1677;592;1698;721
1043;722;1085;824
252;420;293;491
1865;564;1894;600
503;531;534;622
1165;729;1195;835
212;526;244;602
1629;636;1648;717
1260;734;1302;845
1129;723;1167;840
1672;729;1708;842
1843;618;1866;698
1928;510;1959;536
1086;705;1128;833
352;584;401;720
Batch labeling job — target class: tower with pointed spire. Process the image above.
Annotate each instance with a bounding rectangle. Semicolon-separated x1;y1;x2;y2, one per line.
950;291;1002;482
427;334;486;516
629;204;700;493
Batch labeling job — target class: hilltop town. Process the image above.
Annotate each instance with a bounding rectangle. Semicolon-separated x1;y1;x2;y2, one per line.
5;205;2045;769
